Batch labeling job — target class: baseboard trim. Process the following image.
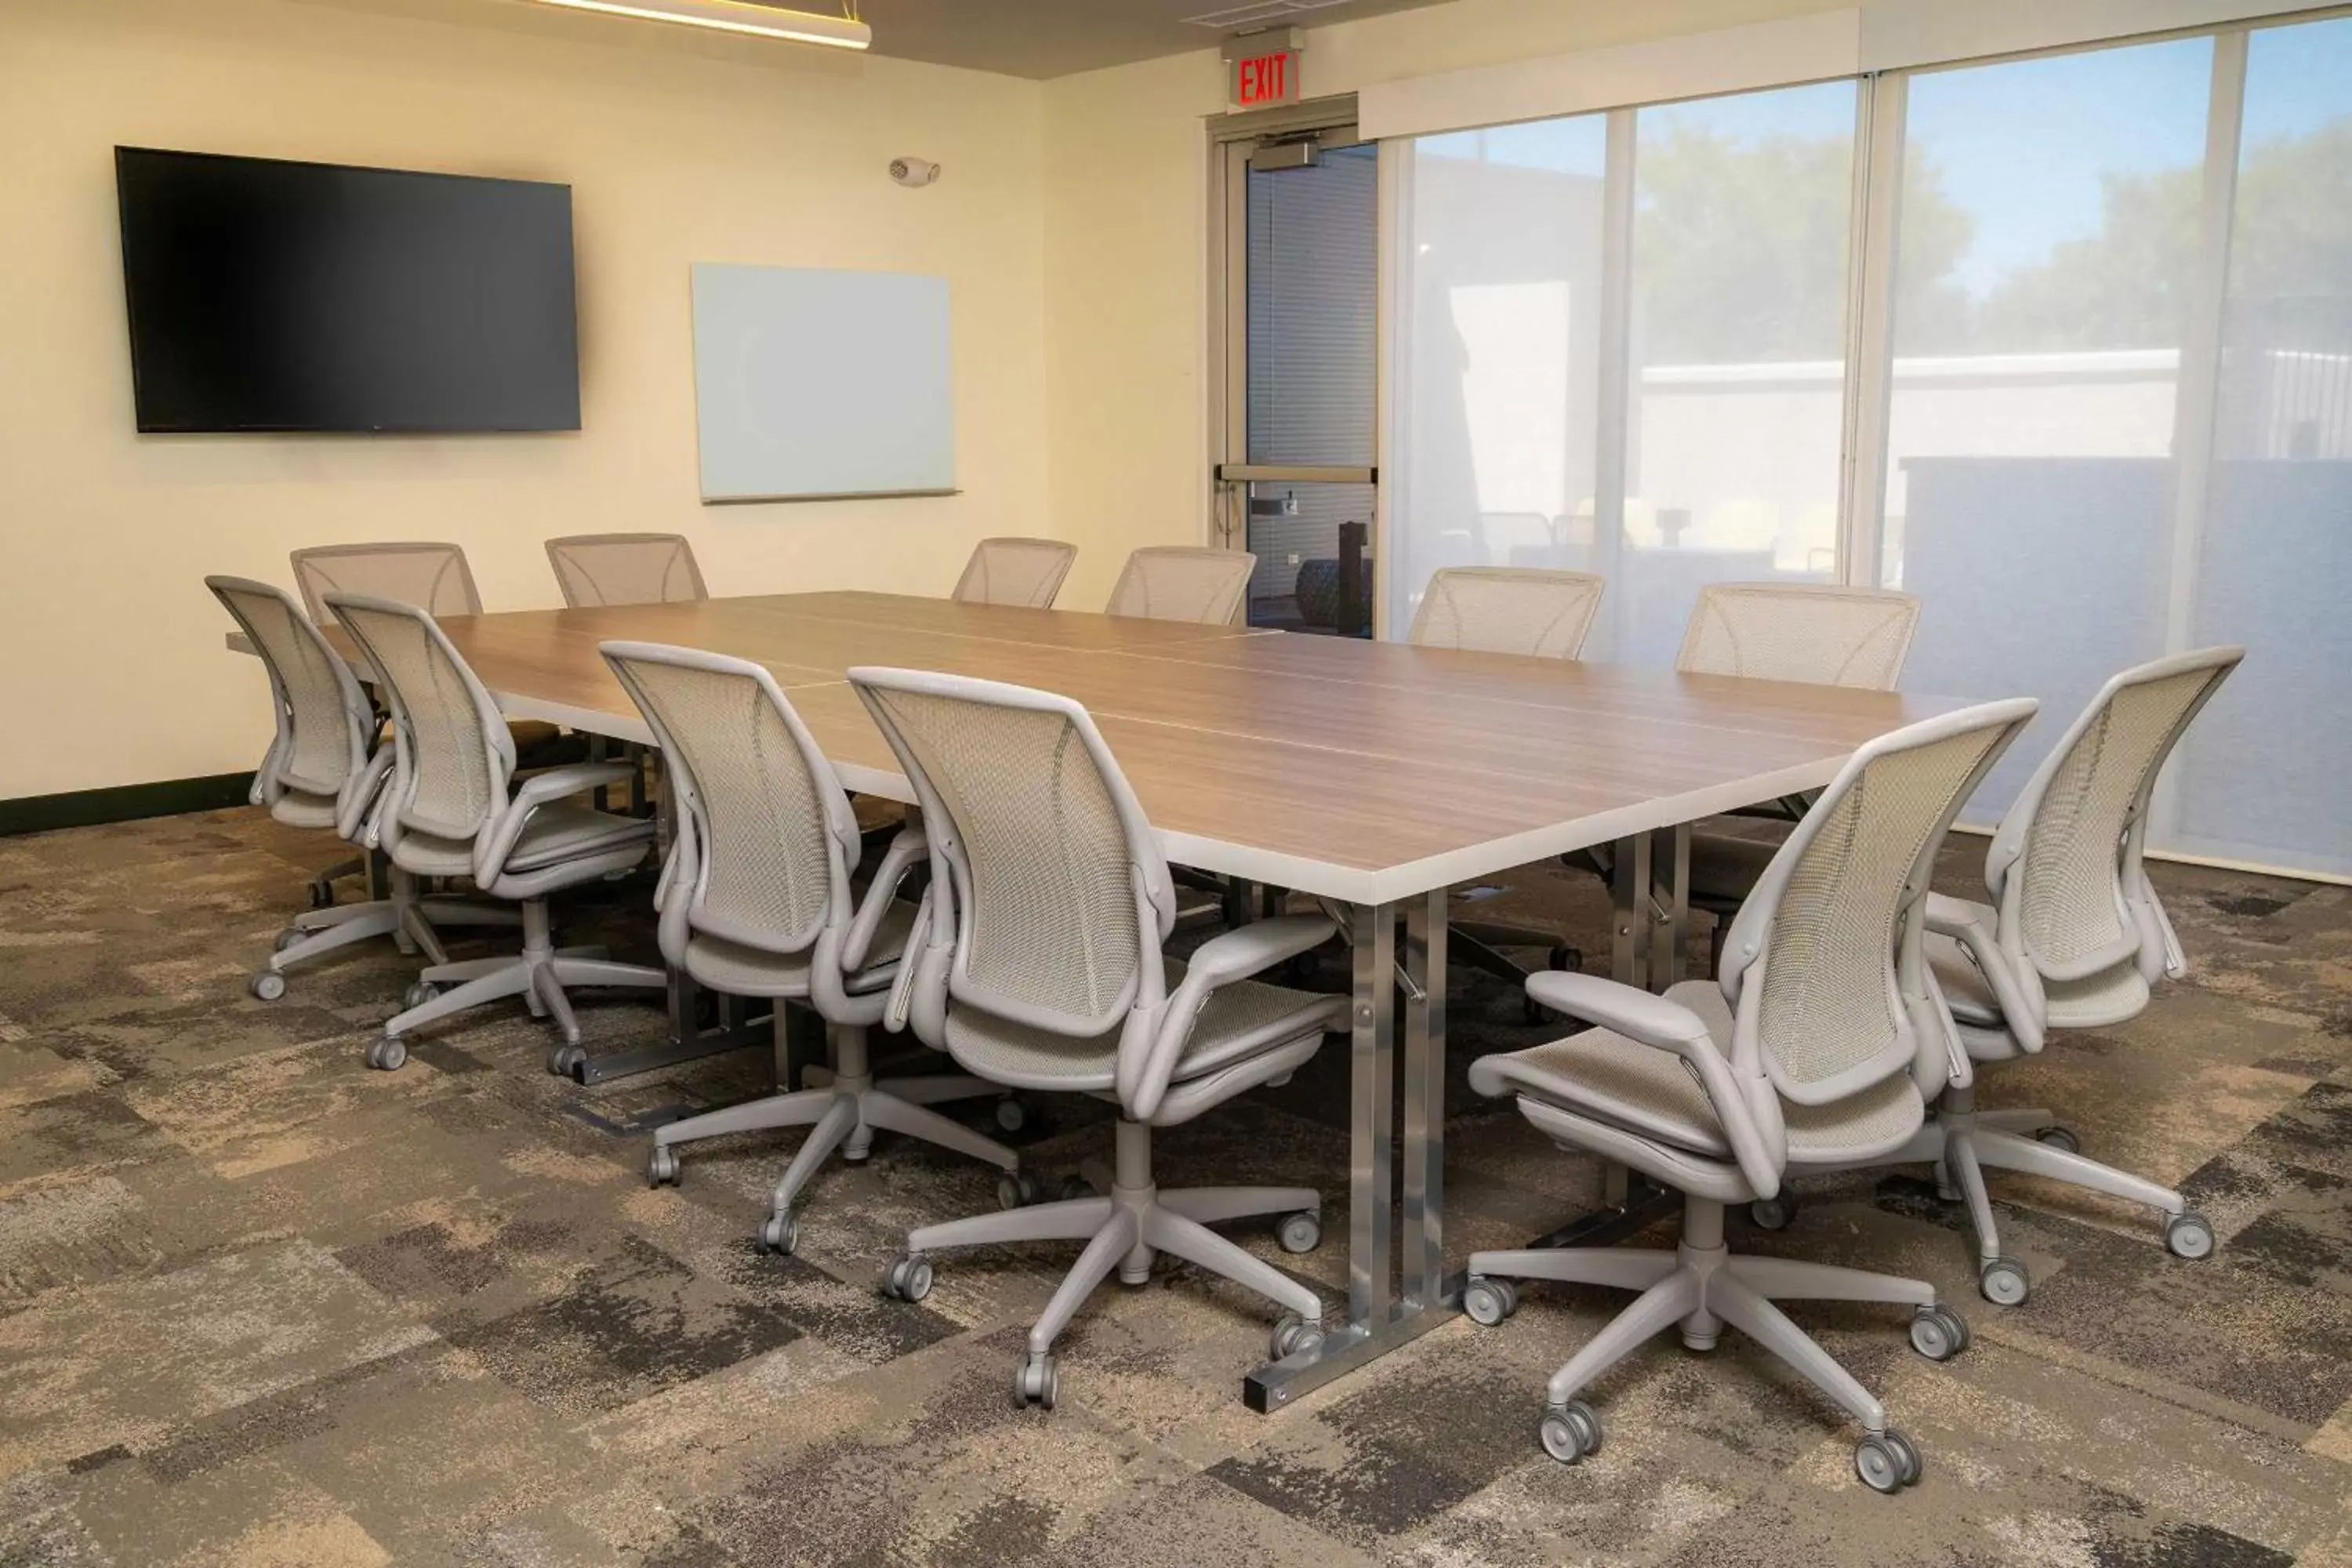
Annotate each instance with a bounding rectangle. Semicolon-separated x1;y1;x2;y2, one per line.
0;773;256;838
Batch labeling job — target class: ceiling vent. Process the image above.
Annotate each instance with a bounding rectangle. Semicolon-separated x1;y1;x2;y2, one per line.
1181;0;1352;29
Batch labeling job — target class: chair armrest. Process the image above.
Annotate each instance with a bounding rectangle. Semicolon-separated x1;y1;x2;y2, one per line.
249;736;284;807
1127;915;1337;1123
334;749;394;843
1924;891;1991;940
1525;971;1712;1051
1180;914;1337;989
1519;971;1783;1200
473;762;638;883
1920;894;2043;1054
844;821;927;974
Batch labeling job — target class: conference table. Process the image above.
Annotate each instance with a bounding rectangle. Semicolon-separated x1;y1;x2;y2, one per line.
232;589;1965;1410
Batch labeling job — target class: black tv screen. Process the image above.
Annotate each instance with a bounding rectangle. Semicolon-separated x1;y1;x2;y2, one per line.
115;147;580;433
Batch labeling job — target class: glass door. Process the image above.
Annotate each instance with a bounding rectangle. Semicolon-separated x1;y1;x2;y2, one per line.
1216;129;1380;635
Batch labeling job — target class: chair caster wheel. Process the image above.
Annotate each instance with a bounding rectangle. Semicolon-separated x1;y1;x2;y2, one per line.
249;971;288;1002
2165;1210;2215;1260
1978;1256;2030;1307
882;1253;933;1302
1908;1303;1969;1362
648;1147;681;1187
993;1097;1029;1134
1749;1195;1796;1232
546;1044;586;1079
308;880;336;910
757;1212;797;1256
1462;1275;1519;1327
1548;944;1581;974
274;927;307;954
1538;1399;1601;1465
1013;1351;1058;1410
1276;1210;1321;1254
2034;1124;2080;1155
1057;1174;1094;1203
1854;1428;1921;1492
365;1036;407;1072
401;981;440;1011
996;1171;1039;1210
1269;1313;1323;1360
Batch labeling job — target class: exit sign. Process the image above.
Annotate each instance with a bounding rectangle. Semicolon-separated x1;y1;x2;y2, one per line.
1223;29;1303;110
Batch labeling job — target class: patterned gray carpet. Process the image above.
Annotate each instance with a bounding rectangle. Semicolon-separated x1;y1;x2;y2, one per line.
2;806;2348;1566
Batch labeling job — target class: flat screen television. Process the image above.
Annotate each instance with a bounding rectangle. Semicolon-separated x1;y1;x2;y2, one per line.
115;147;580;433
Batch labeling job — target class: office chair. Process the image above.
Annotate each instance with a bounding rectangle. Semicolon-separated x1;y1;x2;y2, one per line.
1406;566;1607;1012
1408;565;1606;659
1582;584;1925;971
851;667;1345;1407
292;541;483;624
601;642;1022;1251
1814;647;2243;1306
1104;546;1256;624
328;594;665;1073
1679;582;1922;690
951;538;1077;608
209;577;518;999
546;533;709;608
1462;696;2035;1490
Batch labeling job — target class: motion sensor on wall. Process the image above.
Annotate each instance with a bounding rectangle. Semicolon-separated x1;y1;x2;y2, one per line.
889;157;941;187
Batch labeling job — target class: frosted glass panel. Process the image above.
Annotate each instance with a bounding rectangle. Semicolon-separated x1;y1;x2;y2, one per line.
690;263;954;502
1609;81;1856;666
2172;16;2352;877
1881;39;2212;821
1391;117;1607;635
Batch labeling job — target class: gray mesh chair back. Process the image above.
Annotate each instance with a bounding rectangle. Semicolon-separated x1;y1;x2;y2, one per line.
1409;567;1606;659
205;576;373;804
1104;546;1255;625
326;594;515;843
546;534;709;608
952;538;1078;609
601;643;856;958
1719;699;2037;1121
292;543;482;626
1679;583;1921;690
1987;647;2243;991
851;668;1178;1076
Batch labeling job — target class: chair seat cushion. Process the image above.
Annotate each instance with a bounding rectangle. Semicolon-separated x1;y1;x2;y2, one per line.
684;902;919;1000
684;934;814;1000
2045;960;2150;1030
1477;979;1922;1162
504;804;655;873
1927;900;2151;1048
390;804;652;881
944;961;1340;1094
268;789;340;832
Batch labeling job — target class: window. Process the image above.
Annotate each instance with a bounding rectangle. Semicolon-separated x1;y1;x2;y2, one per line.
1615;81;1856;665
1879;38;2214;818
1392;116;1609;634
1388;15;2350;877
2173;16;2352;875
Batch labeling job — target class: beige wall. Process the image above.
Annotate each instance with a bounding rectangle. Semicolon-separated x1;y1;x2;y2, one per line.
1036;0;1853;590
0;0;1046;798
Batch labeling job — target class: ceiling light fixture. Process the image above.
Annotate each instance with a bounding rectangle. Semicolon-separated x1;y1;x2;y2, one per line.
532;0;870;50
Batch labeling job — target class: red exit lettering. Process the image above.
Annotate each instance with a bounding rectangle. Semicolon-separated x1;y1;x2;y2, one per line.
1238;52;1290;106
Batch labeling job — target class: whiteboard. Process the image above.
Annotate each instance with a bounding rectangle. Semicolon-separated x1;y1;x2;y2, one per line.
690;263;956;503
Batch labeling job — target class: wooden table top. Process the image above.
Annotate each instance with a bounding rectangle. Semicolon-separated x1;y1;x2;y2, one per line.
233;590;1971;906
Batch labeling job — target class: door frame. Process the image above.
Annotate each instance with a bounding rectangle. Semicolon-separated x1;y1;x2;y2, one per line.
1205;95;1385;634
